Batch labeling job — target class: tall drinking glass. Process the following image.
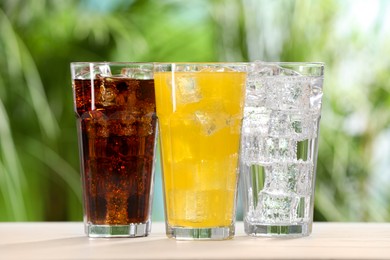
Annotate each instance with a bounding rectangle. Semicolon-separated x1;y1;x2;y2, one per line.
71;62;157;237
154;63;247;240
240;62;324;237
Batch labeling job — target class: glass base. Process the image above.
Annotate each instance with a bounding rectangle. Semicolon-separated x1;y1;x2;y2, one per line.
166;225;235;240
244;222;312;237
86;221;150;238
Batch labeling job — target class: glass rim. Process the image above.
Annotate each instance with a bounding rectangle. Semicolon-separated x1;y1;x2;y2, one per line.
70;61;154;67
252;61;325;67
153;62;250;66
70;61;324;67
70;62;154;79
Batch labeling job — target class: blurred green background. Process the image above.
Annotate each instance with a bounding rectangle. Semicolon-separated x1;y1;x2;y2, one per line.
1;0;390;222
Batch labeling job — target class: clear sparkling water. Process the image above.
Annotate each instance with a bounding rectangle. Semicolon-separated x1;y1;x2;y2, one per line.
241;63;323;227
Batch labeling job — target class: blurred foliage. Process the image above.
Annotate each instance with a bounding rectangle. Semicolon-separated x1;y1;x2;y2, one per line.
0;0;389;222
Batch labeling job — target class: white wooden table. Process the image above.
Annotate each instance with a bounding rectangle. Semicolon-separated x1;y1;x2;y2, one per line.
0;222;389;259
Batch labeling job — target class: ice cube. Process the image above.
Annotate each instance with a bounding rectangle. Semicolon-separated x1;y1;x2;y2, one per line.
263;163;298;194
172;75;202;104
82;110;109;138
192;101;236;136
200;66;237;72
74;64;111;79
247;62;316;111
256;191;311;223
242;107;270;136
294;114;319;141
168;190;206;223
74;67;93;79
265;111;318;140
284;77;311;108
194;110;230;136
121;68;153;79
279;67;301;76
264;137;297;162
241;134;263;164
245;63;276;104
98;64;111;76
260;76;311;110
250;61;302;76
98;76;134;107
261;161;313;194
245;82;267;107
242;161;314;224
119;122;137;136
107;111;137;136
257;191;294;223
246;62;297;108
268;111;290;137
138;115;154;137
99;83;117;107
249;61;280;76
241;135;297;164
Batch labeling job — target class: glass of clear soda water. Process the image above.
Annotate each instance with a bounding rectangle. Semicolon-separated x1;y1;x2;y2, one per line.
239;62;325;237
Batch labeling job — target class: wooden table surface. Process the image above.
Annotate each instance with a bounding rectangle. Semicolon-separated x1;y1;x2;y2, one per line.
0;222;389;259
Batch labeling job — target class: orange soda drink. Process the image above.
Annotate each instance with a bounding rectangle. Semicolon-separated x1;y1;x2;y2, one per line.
154;63;247;240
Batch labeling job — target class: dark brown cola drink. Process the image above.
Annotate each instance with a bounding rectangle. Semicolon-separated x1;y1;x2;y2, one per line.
72;63;156;237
